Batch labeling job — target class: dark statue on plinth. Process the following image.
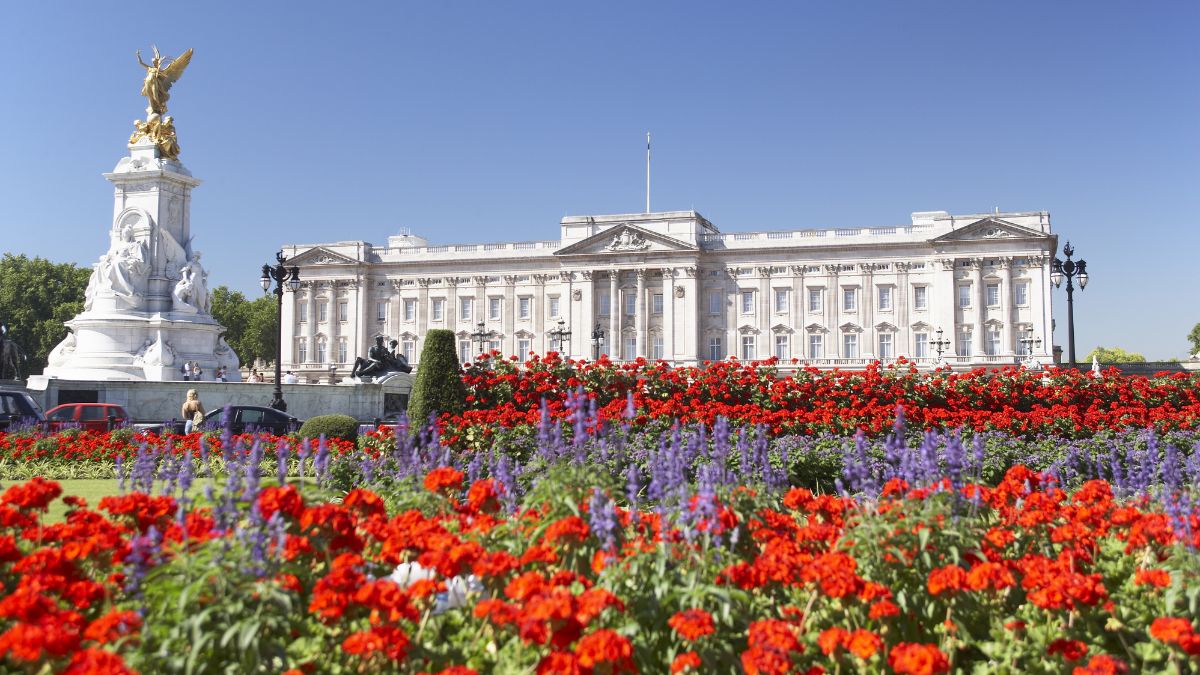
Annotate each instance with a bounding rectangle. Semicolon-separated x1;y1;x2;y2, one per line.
350;336;412;379
0;325;27;381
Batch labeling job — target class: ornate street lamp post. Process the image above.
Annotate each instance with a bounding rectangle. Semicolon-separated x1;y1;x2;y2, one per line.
591;324;605;360
549;320;572;355
260;251;300;411
931;327;951;362
470;321;494;357
1018;330;1043;366
1050;242;1088;370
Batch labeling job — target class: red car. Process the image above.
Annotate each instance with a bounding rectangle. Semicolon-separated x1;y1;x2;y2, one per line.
45;403;129;432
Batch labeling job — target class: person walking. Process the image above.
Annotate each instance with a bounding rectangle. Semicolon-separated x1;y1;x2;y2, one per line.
181;389;205;434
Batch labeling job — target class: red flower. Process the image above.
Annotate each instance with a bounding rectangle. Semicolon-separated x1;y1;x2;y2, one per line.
83;610;142;645
1047;639;1088;661
424;466;464;494
1072;654;1129;675
668;609;715;641
888;643;950;675
62;647;136;674
575;629;636;672
671;651;702;673
927;565;968;596
1133;568;1170;588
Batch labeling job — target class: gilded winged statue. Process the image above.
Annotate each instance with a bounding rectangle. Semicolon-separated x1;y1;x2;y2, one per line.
136;46;193;115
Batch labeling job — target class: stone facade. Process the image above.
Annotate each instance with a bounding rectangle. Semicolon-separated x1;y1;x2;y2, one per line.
280;209;1056;377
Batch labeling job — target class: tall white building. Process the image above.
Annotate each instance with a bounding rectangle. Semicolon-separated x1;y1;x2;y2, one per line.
279;209;1055;379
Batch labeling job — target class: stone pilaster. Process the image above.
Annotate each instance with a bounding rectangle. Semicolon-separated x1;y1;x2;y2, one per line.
635;269;647;358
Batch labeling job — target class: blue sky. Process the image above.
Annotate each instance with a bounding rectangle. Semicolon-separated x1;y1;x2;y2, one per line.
2;2;1197;359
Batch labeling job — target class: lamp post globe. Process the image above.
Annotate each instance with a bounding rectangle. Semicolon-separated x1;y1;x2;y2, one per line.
1050;241;1088;370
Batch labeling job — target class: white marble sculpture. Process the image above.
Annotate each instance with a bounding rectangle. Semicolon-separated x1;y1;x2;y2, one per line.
84;225;150;310
172;252;210;315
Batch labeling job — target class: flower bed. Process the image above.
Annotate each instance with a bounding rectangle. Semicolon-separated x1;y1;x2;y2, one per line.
1;418;1198;673
452;355;1200;443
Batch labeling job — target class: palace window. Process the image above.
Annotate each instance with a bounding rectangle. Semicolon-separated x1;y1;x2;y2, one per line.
1015;282;1029;306
808;288;822;313
986;283;1000;307
460;298;473;321
774;334;788;360
337;301;348;323
488;339;501;353
878;333;893;359
958;285;971;308
741;335;756;361
488;297;502;321
652;293;664;315
403;299;416;321
297;340;308;363
986;328;1001;356
842;288;856;312
376;301;387;322
431;299;445;321
958;330;972;356
317;339;327;364
623;336;637;360
913;286;928;310
519;296;532;319
458;340;472;363
549;296;561;318
708;291;722;315
808;334;823;359
318;302;328;323
597;293;610;317
518;338;532;357
298;303;308;323
337;339;347;364
842;333;858;359
401;340;415;363
652;335;664;360
914;333;929;358
740;291;754;314
774;289;789;313
707;337;723;361
878;286;892;311
624;292;636;316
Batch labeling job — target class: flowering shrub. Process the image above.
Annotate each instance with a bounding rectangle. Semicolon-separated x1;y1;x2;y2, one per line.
452;354;1200;443
1;415;1198;673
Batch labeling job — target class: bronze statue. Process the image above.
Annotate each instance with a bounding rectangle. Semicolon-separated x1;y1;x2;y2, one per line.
0;325;26;381
136;47;193;115
351;336;412;379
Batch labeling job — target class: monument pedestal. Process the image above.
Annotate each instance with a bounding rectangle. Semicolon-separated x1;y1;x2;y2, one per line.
33;126;240;384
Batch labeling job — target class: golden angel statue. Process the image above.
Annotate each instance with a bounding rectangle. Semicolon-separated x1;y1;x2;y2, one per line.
136;46;193;115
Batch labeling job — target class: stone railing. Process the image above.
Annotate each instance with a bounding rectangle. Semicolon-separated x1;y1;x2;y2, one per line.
701;224;932;247
380;240;561;256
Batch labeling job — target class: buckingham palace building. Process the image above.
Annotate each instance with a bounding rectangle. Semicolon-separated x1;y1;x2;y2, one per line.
278;208;1056;378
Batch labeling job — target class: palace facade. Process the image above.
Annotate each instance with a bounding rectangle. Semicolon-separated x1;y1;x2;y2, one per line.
279;209;1056;379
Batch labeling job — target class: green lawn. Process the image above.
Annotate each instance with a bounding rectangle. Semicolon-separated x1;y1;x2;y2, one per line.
45;479;125;523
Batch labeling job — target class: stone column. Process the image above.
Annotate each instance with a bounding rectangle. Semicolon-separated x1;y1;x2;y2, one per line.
1028;255;1051;360
608;270;619;359
999;258;1013;356
355;277;369;363
635;269;647;357
970;259;985;359
559;271;575;358
757;267;771;359
446;277;461;341
579;272;595;359
790;265;804;327
725;267;740;360
679;267;699;363
824;265;839;358
389;280;402;344
896;263;911;356
860;264;875;358
534;275;548;355
306;287;317;365
503;275;517;358
936;259;958;356
416;279;431;360
661;268;675;361
474;275;488;354
328;282;342;367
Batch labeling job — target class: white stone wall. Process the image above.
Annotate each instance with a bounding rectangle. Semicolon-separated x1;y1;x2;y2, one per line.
278;210;1056;374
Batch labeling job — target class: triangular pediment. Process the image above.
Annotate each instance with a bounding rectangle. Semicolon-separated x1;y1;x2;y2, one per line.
910;321;934;332
288;247;359;266
554;224;698;256
839;322;863;333
930;218;1046;243
804;323;828;334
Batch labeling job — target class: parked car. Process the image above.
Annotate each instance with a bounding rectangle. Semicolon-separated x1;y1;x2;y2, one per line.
200;406;301;435
45;403;129;432
0;390;46;431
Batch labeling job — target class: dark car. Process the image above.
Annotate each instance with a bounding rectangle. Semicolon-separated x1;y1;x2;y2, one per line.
46;403;129;432
0;390;46;432
201;406;301;435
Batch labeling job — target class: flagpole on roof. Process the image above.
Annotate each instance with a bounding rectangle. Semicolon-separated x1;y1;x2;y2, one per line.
645;132;651;214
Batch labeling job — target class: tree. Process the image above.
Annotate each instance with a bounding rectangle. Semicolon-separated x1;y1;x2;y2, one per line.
209;286;278;367
1188;322;1200;357
1083;346;1146;364
0;254;90;372
407;329;466;432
